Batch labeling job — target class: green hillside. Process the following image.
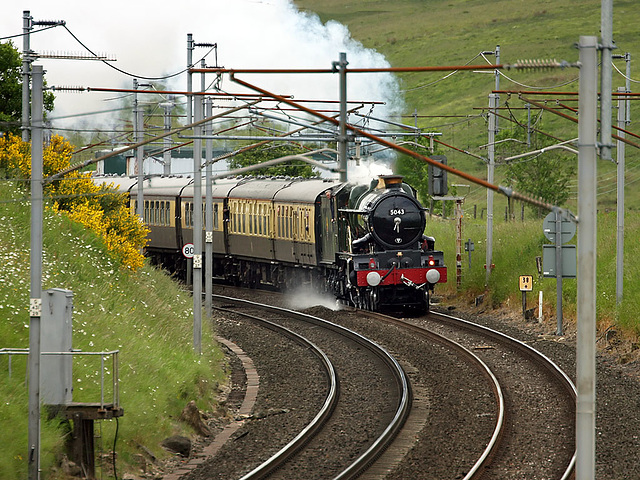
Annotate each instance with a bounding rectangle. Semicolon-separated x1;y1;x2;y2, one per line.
293;1;640;341
0;181;224;479
295;0;640;212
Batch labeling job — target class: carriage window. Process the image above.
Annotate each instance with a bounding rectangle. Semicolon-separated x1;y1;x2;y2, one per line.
144;201;149;223
231;203;236;233
257;204;262;235
283;206;286;238
286;206;291;239
277;207;282;238
214;204;219;230
166;201;171;225
253;204;258;235
185;202;192;227
241;203;246;234
249;203;254;235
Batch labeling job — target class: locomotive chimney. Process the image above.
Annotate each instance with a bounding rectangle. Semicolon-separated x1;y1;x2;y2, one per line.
376;174;403;189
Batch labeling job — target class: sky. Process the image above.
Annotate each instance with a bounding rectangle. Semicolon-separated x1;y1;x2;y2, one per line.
1;1;403;131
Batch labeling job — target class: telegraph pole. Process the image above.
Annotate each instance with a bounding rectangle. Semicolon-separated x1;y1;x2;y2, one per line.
485;93;498;285
187;34;194;126
161;98;174;176
187;36;216;126
22;11;32;142
481;45;500;286
337;52;348;182
134;80;144;219
21;11;66;142
576;35;598;480
28;65;44;480
600;0;614;161
193;98;203;354
205;97;213;320
203;60;214;319
616;86;626;303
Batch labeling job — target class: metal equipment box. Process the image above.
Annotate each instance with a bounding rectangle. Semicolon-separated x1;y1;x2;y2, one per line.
41;288;73;405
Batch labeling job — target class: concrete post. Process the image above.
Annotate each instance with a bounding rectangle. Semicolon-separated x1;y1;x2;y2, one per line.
576;35;598;480
28;64;44;480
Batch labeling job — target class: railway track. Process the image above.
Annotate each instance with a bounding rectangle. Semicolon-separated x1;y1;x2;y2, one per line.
185;287;576;479
335;307;576;479
421;310;576;479
186;295;411;480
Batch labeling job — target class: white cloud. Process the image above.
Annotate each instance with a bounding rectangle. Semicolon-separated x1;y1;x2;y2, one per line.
2;0;402;127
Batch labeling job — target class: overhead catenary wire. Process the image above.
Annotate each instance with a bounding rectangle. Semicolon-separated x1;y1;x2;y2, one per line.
61;24;216;81
227;72;568;214
44;100;260;184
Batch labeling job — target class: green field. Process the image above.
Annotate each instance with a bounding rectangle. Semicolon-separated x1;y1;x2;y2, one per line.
294;0;640;211
292;0;640;339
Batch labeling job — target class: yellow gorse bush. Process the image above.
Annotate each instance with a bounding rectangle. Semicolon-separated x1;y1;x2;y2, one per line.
0;133;149;270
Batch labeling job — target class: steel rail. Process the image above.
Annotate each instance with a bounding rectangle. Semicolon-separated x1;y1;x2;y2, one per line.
212;295;339;480
214;295;411;480
430;310;577;480
361;310;505;480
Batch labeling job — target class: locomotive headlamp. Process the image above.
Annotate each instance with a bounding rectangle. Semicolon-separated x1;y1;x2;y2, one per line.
396;252;403;258
428;255;436;266
426;269;441;284
366;271;382;286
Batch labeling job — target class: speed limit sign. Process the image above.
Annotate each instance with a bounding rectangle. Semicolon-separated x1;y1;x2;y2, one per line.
182;243;195;258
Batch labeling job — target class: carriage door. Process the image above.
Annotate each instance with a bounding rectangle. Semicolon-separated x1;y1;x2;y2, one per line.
319;194;337;263
292;206;300;263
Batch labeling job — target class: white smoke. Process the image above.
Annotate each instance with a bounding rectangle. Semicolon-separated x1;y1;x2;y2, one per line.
348;158;394;185
285;285;342;311
2;0;403;129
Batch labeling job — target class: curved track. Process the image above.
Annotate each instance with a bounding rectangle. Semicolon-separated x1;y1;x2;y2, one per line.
427;310;577;479
207;295;411;480
400;310;576;479
188;287;576;479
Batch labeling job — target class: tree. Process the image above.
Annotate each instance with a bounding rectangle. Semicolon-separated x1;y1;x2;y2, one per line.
0;41;55;135
228;143;319;178
497;120;576;216
0;133;149;270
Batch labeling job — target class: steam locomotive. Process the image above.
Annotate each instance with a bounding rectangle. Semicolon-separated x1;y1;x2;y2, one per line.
98;173;446;312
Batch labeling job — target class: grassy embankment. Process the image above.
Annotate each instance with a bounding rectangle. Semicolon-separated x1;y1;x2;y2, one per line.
0;180;225;479
295;0;640;210
428;210;640;345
